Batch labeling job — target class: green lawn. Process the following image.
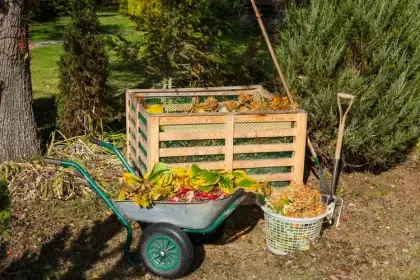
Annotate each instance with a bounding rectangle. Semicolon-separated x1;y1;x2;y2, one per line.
29;12;251;137
29;12;140;42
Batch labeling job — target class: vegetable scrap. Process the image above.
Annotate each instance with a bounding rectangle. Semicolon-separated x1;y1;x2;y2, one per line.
266;183;326;218
137;92;296;114
117;162;269;208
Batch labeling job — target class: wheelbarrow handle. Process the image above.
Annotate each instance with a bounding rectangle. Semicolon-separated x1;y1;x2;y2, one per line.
89;137;104;146
89;137;139;176
44;158;63;166
43;157;134;265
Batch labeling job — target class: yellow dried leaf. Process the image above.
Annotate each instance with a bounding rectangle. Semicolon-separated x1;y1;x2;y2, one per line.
146;104;164;114
134;195;152;208
172;167;188;177
117;191;127;200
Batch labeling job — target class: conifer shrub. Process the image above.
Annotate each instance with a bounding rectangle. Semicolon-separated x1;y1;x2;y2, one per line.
57;0;112;136
243;0;420;170
113;0;239;87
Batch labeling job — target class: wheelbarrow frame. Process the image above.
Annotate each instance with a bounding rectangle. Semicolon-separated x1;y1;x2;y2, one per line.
44;138;245;267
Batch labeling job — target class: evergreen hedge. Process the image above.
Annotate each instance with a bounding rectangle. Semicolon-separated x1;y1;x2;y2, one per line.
245;0;420;170
57;0;112;136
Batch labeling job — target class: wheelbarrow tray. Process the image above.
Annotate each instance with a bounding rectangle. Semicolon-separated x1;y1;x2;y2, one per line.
113;189;244;230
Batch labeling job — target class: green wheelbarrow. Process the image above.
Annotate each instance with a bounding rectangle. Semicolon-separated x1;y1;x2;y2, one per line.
44;138;245;279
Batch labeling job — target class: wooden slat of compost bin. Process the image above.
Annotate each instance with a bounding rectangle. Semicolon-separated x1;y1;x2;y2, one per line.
126;93;132;162
234;128;297;138
167;161;224;170
252;173;294;182
160;146;225;157
159;115;227;125
160;131;226;141
134;101;141;170
233;143;295;154
233;158;293;169
127;85;263;96
147;117;160;170
293;112;307;184
224;115;235;171
234;114;297;122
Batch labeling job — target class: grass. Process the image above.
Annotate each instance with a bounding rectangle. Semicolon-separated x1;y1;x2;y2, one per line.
29;11;251;137
29;12;140;43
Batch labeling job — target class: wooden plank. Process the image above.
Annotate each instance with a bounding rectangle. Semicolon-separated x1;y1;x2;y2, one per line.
233;143;295;154
135;101;142;172
127;85;262;96
235;114;297;122
146;110;304;118
252;173;294;182
138;148;148;166
159;115;227;125
234;128;297;138
233;158;294;169
126;92;131;161
160;131;226;141
147;117;160;170
293;112;307;184
160;146;225;157
224;115;235;171
167;161;224;170
138;118;147;136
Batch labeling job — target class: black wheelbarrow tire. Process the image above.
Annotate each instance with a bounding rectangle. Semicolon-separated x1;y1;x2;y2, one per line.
139;223;194;279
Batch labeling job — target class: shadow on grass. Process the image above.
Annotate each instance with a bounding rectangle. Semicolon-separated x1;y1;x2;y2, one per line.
0;216;145;280
30;21;67;42
33;95;57;147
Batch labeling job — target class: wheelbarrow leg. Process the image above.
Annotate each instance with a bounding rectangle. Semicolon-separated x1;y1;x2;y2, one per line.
44;158;134;265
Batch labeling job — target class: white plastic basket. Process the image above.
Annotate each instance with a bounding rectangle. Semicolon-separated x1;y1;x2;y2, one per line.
261;204;330;255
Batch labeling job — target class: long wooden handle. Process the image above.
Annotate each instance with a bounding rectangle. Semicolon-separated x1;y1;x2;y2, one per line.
335;93;355;160
249;0;295;106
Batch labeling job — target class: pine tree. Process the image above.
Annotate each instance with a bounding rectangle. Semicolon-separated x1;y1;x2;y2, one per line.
57;0;111;136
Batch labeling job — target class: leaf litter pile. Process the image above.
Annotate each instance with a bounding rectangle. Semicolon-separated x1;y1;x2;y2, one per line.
138;92;297;114
0;132;126;202
266;183;326;218
118;162;270;208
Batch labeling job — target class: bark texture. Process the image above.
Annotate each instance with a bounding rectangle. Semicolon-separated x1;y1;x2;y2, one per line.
0;0;40;162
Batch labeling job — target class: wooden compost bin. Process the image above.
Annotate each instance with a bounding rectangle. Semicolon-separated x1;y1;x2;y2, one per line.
126;85;307;187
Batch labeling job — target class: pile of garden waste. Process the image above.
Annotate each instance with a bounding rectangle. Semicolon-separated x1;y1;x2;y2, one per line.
117;162;271;208
265;183;326;218
139;93;296;114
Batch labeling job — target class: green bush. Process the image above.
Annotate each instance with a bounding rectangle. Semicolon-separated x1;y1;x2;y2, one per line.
113;0;239;87
245;0;420;170
57;0;112;136
119;0;128;14
29;0;71;21
0;177;11;242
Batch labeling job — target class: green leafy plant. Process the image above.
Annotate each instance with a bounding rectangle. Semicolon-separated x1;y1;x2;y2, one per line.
118;163;268;207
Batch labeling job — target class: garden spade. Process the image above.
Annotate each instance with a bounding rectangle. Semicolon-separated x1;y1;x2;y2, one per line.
329;93;355;202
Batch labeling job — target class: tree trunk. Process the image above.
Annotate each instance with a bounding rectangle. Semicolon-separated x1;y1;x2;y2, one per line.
0;0;40;162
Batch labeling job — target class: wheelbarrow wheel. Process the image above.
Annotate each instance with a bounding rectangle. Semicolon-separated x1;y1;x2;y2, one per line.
139;223;194;279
